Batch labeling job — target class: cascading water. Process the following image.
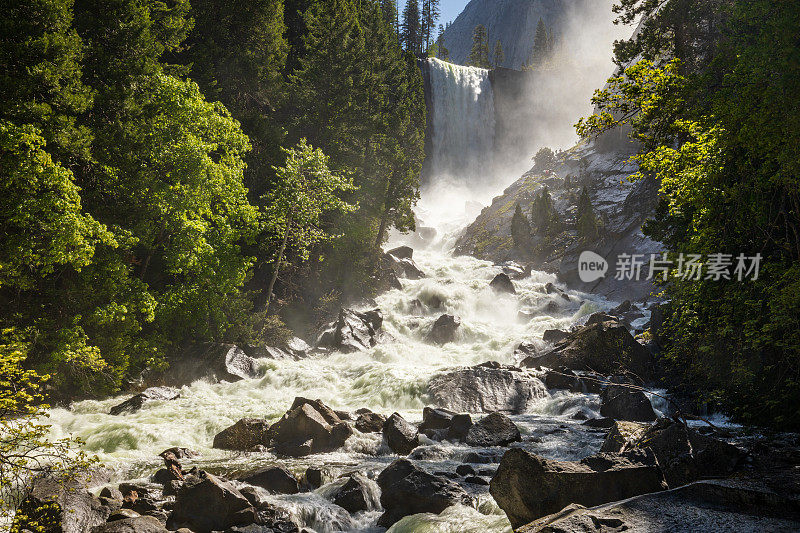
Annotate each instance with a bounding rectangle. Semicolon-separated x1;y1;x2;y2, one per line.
426;58;496;187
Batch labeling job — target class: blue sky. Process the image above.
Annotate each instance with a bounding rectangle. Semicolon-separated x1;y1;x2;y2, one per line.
439;0;470;25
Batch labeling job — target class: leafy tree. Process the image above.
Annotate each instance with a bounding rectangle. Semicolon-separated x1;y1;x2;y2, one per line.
263;139;356;312
468;24;490;68
493;40;505;68
533;147;556;171
576;186;600;241
400;0;421;53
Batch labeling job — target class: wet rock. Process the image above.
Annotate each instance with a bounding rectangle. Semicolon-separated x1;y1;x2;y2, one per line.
303;467;325;490
268;398;353;457
239;466;300;494
170;471;257;532
490;449;667;528
16;474;117;533
354;411;386;433
100;486;124;502
600;420;650;453
145;343;261;388
465;476;490;486
387;246;414;260
542;368;584;392
107;508;142;521
212;418;270;451
315;308;384;353
91;516;168;533
489;273;516;294
514;341;539;359
542;329;569;344
377;459;475;527
446;413;473;441
464;412;521;447
158;447;199;460
109;387;180;415
331;473;380;513
426;314;461;344
409;298;426;314
428;362;548;414
520;319;653;379
462;451;496;464
419;407;456;433
456;464;475;477
383;413;420;455
600;385;657;422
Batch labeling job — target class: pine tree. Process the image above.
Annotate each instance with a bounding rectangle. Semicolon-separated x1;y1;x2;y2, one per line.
531;187;559;235
401;0;421;53
531;17;550;67
468;24;490;68
511;203;533;248
380;0;399;33
493;39;505;68
421;0;440;51
576;186;599;241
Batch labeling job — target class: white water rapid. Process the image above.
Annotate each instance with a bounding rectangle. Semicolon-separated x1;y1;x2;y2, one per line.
46;240;634;532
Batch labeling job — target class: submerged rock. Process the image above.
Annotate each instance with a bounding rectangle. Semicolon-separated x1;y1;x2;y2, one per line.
464;412;521;447
428;361;548;414
377;459;474;527
426;314;461;344
490;449;667;529
145;344;261;388
600;384;657;422
315;308;384;353
383;412;420;455
489;273;516;294
170;471;257;532
520;318;653;379
109;387;180;415
212;418;270;451
268;398;353;457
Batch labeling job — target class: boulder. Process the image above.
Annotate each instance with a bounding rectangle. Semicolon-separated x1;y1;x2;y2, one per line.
16;474;115;533
239;465;300;494
582;417;616;429
446;413;473;441
428;362;548;414
490;449;667;529
268;398;353;456
354;411;386;433
303;467;325;490
170;471;257;532
145;344;261;388
464;412;521;447
456;464;476;476
387;246;414;260
315;308;383;353
600;385;657;422
426;314;461;344
489;273;516;294
331;473;380;514
109;387;180;415
212;418;270;450
604;418;743;488
91;516;168;533
542;368;584;392
520;319;653;379
383;413;420;455
542;329;569;344
377;459;474;527
418;407;456;433
158;447;199;460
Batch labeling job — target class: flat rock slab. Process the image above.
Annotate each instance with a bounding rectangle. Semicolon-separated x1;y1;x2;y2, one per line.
521;479;800;532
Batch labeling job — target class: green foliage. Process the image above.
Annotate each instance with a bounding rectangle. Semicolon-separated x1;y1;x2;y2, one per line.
580;0;800;428
533;147;556;171
401;0;422;53
531;187;560;236
468;24;490;69
493;40;505;69
576;186;600;241
511;204;532;249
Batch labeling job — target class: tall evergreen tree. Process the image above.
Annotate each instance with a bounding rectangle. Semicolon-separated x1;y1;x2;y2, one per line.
530;17;549;67
400;0;421;53
468;24;489;68
421;0;440;51
493;39;505;68
576;186;599;241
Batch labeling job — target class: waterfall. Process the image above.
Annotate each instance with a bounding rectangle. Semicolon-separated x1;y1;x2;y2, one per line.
427;58;496;186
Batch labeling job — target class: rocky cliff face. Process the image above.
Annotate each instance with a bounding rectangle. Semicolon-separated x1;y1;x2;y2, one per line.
453;139;661;301
440;0;608;69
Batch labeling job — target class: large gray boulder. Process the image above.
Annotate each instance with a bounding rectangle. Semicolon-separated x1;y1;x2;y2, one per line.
354;411;386;433
268;397;353;456
377;459;474;527
383;413;420;455
212;418;270;451
428;361;548;414
383;251;425;280
91;516;168;533
489;273;516;294
330;473;381;514
239;465;300;494
600;384;657;422
315;308;383;353
145;344;261;388
490;449;667;529
426;314;461;344
464;412;521;447
109;387;180;415
169;471;257;532
521;318;653;379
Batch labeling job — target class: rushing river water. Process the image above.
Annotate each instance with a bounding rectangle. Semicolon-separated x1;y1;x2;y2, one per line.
45;236;657;532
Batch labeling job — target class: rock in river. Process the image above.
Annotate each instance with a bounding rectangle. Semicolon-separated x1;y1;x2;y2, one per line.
464;412;521;447
315;308;383;353
109;387;180;415
383;412;420;455
268;397;353;456
212;418;270;451
599;384;658;422
426;314;461;344
169;471;257;532
489;273;516;294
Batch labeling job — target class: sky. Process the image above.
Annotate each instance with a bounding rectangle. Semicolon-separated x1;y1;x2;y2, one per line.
439;0;471;25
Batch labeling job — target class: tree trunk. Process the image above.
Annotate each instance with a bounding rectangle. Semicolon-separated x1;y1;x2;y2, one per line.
265;209;293;313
